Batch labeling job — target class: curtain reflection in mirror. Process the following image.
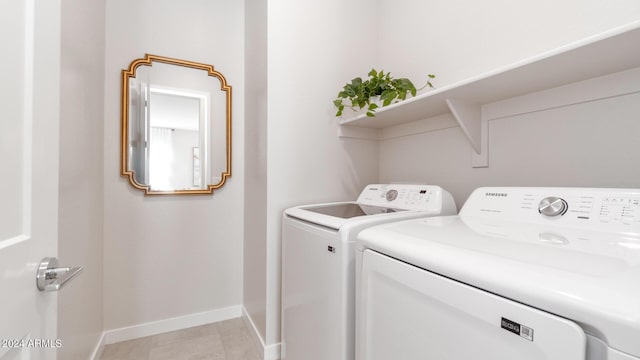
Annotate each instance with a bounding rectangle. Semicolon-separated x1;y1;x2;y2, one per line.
149;127;174;190
128;78;148;186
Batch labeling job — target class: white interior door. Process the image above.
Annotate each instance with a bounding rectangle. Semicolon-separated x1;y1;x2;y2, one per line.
0;0;61;359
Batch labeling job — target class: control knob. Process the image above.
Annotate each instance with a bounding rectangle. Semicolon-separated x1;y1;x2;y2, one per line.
538;197;568;217
385;189;398;201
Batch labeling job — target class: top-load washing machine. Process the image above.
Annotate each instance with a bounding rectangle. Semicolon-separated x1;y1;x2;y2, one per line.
356;187;640;360
281;184;457;360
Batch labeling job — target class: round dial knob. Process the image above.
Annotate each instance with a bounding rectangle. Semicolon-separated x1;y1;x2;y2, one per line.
385;189;398;201
538;197;568;217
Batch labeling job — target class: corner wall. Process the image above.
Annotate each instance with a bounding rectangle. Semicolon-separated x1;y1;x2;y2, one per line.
103;0;245;333
244;0;384;355
244;0;269;345
264;0;380;349
58;0;106;358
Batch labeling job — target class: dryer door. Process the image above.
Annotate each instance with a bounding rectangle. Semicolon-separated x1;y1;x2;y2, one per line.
357;250;586;360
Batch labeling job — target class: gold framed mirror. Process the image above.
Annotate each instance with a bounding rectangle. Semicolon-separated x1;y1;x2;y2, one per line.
121;54;232;195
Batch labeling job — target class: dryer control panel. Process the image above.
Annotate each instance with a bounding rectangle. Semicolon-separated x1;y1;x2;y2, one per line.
460;187;640;233
357;184;456;213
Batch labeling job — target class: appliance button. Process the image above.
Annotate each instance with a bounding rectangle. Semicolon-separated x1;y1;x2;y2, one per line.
386;190;399;201
538;197;568;217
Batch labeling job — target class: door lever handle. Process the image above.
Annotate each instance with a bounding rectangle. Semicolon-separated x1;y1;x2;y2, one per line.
36;257;83;292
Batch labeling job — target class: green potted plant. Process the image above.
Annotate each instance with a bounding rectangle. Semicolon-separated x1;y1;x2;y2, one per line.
334;69;435;117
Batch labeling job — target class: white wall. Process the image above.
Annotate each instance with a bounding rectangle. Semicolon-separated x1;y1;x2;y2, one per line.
103;0;245;331
380;70;640;207
243;0;269;345
377;0;640;88
263;0;380;348
375;0;640;207
58;0;105;358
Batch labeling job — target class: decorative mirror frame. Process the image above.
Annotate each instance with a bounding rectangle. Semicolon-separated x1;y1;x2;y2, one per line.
120;54;232;195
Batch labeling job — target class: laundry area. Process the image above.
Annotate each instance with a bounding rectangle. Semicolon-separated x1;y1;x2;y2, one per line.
274;2;640;358
1;0;640;359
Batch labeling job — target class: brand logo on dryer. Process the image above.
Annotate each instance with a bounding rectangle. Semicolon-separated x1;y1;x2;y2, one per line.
485;192;508;197
501;317;534;341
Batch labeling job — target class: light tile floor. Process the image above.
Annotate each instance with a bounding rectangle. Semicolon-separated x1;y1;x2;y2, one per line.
100;318;260;360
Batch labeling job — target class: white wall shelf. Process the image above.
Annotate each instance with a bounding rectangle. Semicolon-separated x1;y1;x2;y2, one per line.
338;21;640;167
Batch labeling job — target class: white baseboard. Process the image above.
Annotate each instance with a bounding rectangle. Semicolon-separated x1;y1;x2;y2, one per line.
103;305;242;345
89;332;106;360
264;343;281;360
242;306;281;360
264;342;281;360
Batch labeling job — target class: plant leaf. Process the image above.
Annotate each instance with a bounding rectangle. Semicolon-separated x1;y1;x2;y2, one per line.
380;91;396;106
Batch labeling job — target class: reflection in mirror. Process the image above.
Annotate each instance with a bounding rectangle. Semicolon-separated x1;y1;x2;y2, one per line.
121;54;232;195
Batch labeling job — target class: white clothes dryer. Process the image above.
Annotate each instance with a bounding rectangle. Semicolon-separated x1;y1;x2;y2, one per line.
281;184;457;360
356;187;640;360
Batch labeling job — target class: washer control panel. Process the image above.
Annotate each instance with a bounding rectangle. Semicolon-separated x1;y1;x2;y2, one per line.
460;187;640;232
357;184;455;212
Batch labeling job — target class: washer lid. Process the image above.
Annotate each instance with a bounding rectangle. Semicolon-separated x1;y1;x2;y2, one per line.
357;215;640;357
285;202;409;230
302;203;406;219
283;184;457;230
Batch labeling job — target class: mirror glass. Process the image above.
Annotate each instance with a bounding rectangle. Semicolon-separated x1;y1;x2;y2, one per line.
121;54;232;195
